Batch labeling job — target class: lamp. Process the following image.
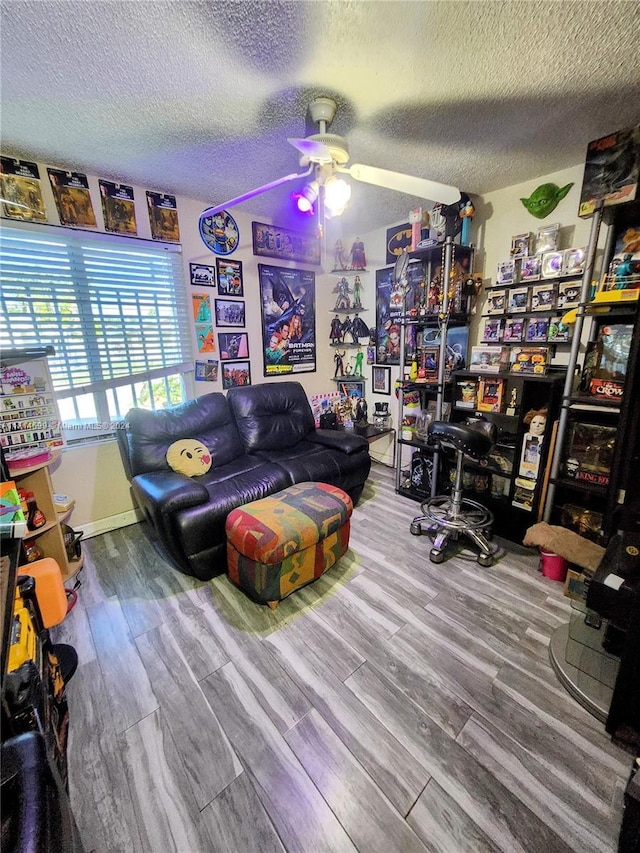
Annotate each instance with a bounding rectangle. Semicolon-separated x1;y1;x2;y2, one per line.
293;180;319;214
324;176;351;216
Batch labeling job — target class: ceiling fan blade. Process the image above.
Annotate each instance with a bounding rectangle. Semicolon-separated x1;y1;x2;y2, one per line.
345;163;461;206
287;137;333;163
200;166;314;219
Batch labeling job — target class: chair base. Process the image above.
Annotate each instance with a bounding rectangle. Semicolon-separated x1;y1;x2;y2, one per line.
411;495;498;567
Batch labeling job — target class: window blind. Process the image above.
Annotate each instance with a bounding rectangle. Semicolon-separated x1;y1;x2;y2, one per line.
0;224;191;397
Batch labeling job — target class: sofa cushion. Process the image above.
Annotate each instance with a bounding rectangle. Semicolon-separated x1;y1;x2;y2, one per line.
227;381;315;452
255;442;370;494
128;393;243;476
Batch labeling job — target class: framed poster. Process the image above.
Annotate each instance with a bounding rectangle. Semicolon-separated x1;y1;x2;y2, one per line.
372;365;391;395
218;332;249;361
374;262;424;365
214;299;245;327
199;209;239;255
385;222;412;265
222;361;251;389
216;257;243;296
259;263;316;377
252;221;321;266
189;263;215;287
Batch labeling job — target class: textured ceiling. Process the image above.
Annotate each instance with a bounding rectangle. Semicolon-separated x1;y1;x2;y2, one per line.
1;1;640;233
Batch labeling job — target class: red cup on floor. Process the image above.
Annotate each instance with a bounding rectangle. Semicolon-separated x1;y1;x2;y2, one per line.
539;549;569;582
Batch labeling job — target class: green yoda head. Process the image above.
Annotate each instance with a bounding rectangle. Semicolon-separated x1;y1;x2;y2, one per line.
520;183;573;219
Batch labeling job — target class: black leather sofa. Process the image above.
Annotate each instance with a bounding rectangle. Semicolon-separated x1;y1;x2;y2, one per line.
117;381;371;580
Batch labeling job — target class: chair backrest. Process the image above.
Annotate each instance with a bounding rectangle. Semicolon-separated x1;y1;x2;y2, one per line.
428;420;496;460
125;393;244;477
227;381;315;452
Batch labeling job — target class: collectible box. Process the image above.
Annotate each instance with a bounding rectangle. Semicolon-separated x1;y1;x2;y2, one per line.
520;255;541;282
486;289;506;315
541;251;564;279
531;282;556;310
557;279;581;310
563;247;586;276
562;422;616;486
526;316;550;343
477;377;504;413
535;223;560;255
508;287;529;313
547;318;571;343
503;318;525;343
510;346;549;374
560;504;603;543
455;378;478;409
469;346;509;373
582;323;633;397
511;233;531;258
578;125;640;218
481;317;503;343
496;261;515;285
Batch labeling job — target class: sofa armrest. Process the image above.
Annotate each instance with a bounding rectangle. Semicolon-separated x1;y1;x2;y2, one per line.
307;429;368;455
131;471;209;515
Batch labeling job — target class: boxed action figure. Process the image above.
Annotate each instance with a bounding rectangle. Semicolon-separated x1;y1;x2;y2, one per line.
562;422;616;486
469;346;509;373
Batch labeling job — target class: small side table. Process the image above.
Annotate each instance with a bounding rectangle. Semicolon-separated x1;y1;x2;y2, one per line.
346;425;396;467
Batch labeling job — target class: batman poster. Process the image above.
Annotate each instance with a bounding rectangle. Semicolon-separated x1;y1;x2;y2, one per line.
258;264;316;376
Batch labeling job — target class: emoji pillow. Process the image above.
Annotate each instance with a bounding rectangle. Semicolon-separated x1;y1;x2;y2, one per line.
166;439;212;477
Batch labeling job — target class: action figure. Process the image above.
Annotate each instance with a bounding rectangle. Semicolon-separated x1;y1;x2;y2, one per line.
334;240;348;270
354;398;368;425
333;349;346;377
352;348;364;377
330;314;343;344
333;277;351;310
349;238;366;270
351;313;370;342
352;275;363;309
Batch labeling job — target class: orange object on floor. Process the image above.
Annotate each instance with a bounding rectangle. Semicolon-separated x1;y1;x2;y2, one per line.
17;557;68;628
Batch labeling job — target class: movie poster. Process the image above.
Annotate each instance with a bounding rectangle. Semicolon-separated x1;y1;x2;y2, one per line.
0;157;47;221
258;264;316;377
47;168;97;228
146;191;180;242
374;262;423;365
99;180;137;235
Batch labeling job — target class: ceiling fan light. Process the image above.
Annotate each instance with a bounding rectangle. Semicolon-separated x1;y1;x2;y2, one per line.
294;180;319;213
324;177;351;213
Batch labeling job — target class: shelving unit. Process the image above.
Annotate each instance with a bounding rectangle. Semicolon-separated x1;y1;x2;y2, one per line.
7;453;82;582
394;238;474;499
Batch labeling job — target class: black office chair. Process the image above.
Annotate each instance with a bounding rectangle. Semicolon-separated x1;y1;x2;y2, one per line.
410;420;499;567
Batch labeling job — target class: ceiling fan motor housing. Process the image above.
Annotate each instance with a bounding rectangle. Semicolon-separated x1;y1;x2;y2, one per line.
307;133;350;165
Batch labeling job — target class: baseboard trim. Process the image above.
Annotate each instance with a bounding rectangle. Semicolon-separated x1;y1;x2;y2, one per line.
80;508;143;539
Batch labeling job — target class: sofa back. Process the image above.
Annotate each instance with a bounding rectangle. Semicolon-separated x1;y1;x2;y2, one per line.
227;381;315;452
125;393;244;476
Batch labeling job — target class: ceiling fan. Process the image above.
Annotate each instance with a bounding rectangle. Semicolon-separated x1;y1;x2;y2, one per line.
199;96;461;225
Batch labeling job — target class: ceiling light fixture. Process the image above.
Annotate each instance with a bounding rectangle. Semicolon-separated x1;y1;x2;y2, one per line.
324;176;351;217
293;180;319;214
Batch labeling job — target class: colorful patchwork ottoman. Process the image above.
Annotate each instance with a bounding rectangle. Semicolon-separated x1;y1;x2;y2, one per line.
225;482;353;609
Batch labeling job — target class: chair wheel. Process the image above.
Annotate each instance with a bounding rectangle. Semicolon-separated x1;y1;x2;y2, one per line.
478;553;494;568
410;522;422;536
430;549;444;564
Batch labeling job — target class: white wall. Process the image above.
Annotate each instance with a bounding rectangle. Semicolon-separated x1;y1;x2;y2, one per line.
3;156;604;531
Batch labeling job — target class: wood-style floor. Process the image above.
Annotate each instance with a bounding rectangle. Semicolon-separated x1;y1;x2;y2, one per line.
53;463;632;853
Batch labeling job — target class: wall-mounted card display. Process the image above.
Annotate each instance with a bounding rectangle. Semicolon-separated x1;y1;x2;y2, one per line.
526;316;550;343
47;169;97;228
541;251;564;279
481;317;503;343
531;282;556;310
508;287;529;313
563;247;585;276
0;157;47;222
503;318;525;343
147;192;180;242
189;263;215;286
496;260;515;285
510;346;549;375
557;279;581;309
486;289;506;315
99;180;137;235
535;222;560;255
520;255;541;282
510;233;531;258
548;317;571;343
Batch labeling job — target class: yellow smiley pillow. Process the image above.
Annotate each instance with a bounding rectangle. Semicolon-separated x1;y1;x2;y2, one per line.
166;439;212;477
